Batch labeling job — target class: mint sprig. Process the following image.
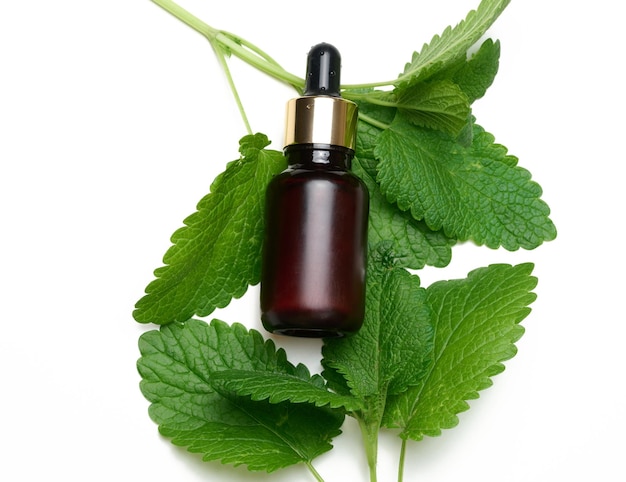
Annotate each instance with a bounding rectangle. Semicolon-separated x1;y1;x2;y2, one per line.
136;1;556;480
145;261;537;480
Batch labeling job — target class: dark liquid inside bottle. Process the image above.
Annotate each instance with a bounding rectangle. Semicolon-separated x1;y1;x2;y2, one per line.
260;144;369;337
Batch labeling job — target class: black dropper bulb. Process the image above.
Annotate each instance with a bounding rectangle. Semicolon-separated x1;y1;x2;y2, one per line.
304;43;341;97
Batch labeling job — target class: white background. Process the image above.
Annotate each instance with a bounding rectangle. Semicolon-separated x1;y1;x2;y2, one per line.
1;1;624;481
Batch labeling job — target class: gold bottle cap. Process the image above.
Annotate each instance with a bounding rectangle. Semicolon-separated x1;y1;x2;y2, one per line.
284;96;358;150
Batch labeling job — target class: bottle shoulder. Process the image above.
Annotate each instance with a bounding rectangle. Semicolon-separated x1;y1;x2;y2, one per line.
276;166;364;182
268;168;367;196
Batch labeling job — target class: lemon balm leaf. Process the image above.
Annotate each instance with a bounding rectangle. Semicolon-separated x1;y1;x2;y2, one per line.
212;369;363;411
431;38;501;104
397;0;510;86
354;104;456;269
137;319;344;472
382;263;537;440
353;156;455;269
375;117;557;250
133;133;286;324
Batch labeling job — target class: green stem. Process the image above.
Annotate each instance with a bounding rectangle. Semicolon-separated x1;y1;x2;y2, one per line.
213;45;252;134
305;461;326;482
358;416;379;482
220;30;283;67
151;0;304;92
358;112;391;131
215;32;304;91
150;0;403;120
397;438;408;482
343;80;398;90
342;90;404;114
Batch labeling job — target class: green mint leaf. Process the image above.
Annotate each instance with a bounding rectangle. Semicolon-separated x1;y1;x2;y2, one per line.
133;133;287;324
354;105;456;269
375;117;557;250
397;0;510;85
353;156;455;269
212;369;363;411
137;318;343;471
322;258;433;399
382;263;537;440
395;80;471;137
432;38;501;104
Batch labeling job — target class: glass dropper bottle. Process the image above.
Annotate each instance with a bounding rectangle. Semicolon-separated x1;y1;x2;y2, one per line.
260;42;369;337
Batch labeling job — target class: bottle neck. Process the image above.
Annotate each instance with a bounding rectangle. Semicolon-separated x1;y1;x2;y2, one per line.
284;144;354;170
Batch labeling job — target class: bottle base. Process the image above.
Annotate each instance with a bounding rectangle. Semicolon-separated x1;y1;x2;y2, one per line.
261;309;362;338
272;327;345;338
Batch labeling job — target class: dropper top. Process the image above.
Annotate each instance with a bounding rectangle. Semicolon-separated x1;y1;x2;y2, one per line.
304;43;341;97
283;42;357;150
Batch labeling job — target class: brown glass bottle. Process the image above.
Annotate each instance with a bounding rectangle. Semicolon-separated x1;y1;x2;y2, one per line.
260;43;369;337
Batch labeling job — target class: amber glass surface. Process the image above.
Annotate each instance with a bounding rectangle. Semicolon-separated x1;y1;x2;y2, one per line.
260;145;369;337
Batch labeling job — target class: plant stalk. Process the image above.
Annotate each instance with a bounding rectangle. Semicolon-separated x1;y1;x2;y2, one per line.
398;438;408;482
213;45;252;134
305;461;326;482
151;0;399;96
358;112;391;131
215;32;304;91
358;416;379;482
151;0;304;91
